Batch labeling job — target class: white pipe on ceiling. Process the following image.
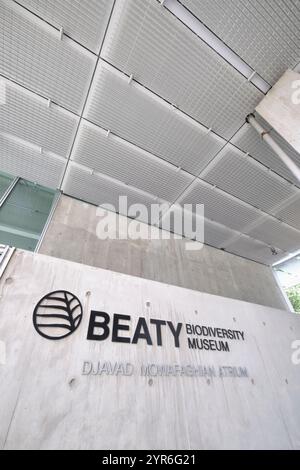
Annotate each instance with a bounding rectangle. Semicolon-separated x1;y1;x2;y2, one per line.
162;0;271;94
246;114;300;184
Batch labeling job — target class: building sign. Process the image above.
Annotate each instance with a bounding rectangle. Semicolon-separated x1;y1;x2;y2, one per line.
82;361;248;378
1;251;300;449
31;290;249;382
32;291;245;353
86;312;245;352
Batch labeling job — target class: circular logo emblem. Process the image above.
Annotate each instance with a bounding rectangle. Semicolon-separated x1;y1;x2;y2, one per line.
33;291;83;340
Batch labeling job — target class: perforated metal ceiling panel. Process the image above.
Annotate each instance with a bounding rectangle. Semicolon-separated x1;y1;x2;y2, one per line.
274;195;300;231
62;162;166;225
180;0;300;85
0;0;299;265
231;116;300;187
178;179;261;232
101;0;263;139
225;234;285;265
0;79;78;158
17;0;114;53
0;0;96;113
84;62;226;175
0;133;65;189
160;204;236;248
162;203;288;264
203;219;238;250
202;145;298;213
72;120;193;202
246;216;300;253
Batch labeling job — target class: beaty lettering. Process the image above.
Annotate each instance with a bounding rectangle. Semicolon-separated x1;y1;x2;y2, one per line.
87;311;183;348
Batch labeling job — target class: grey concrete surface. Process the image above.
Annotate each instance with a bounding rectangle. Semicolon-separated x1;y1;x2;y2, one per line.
39;195;288;310
1;250;300;449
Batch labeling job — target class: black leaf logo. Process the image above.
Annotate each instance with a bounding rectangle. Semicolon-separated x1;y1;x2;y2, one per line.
33;290;83;340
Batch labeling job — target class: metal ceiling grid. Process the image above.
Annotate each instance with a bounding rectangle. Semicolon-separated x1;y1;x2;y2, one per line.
177;179;262;232
0;133;65;189
246;216;300;253
202;145;298;214
17;0;114;53
0;0;96;113
101;0;264;140
225;234;286;265
62;162;166;225
180;0;300;85
71;120;193;202
231;117;300;187
0;79;79;158
84;61;226;175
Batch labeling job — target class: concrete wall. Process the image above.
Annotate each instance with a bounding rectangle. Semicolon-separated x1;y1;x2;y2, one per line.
39;195;287;310
0;250;299;450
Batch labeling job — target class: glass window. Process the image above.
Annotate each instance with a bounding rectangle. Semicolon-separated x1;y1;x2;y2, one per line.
0;175;57;252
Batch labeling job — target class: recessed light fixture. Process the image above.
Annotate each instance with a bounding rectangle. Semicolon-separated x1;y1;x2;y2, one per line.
162;0;271;94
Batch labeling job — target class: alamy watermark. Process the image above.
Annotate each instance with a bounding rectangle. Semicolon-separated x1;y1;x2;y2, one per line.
291;339;300;365
95;197;204;251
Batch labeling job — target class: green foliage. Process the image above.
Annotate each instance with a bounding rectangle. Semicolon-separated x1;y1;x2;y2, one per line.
286;284;300;313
